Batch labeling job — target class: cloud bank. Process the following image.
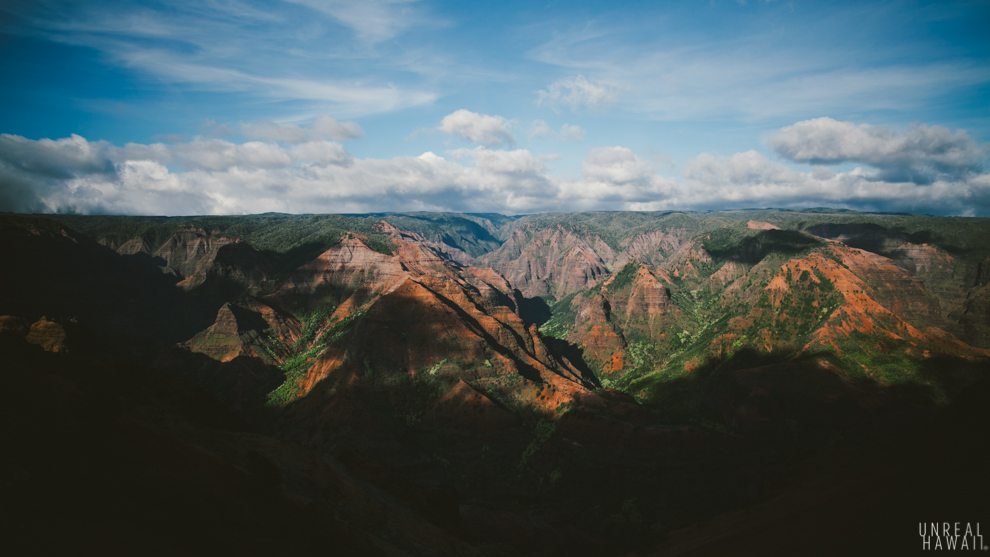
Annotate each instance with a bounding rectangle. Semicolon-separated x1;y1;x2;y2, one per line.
2;118;988;216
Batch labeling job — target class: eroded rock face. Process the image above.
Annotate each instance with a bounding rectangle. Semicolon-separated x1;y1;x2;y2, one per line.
182;222;598;434
706;243;982;367
185;299;301;363
608;266;676;331
805;223;965;320
155;228;238;283
481;225;612;299
198;242;273;296
115;237;154;256
106;227;274;296
278;236;407;311
830;244;944;328
614;229;691;268
281;232;596;408
564;263;689;374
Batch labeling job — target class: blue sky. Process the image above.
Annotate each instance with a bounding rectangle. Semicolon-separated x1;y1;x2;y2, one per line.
1;0;988;216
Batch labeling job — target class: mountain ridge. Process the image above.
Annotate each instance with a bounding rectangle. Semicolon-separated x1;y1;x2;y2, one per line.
3;208;988;555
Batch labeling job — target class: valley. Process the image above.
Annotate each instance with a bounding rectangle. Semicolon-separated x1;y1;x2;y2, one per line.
2;209;988;555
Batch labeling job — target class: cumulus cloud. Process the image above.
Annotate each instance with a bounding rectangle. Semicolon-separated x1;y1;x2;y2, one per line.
289;141;354;166
770;117;987;184
0;133;561;215
578;146;675;203
437;110;514;147
536;75;624;112
3;124;989;216
0;134;115;179
677;150;990;215
240;115;364;143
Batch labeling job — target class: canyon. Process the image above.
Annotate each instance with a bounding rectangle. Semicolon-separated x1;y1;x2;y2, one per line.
2;209;988;555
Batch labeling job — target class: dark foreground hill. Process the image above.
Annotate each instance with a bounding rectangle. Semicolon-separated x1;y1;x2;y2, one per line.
1;209;987;555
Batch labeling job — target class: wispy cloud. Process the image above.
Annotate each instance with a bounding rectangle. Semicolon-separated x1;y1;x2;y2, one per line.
527;6;990;122
529;120;584;142
282;0;427;43
1;0;440;117
536;75;624;112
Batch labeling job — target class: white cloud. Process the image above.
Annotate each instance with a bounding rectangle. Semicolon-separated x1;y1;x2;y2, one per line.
115;139;295;172
578;146;675;203
437;110;515;147
677;150;990;215
3;127;989;217
289;141;353;166
241;115;364;143
0;133;559;214
770;117;987;183
536;75;624;112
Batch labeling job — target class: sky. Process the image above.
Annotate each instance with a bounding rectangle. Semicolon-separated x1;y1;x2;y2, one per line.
0;0;988;216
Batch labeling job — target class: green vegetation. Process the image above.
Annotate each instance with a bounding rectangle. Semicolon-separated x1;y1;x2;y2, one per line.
538;292;580;340
519;419;557;469
705;229;824;264
426;359;448;376
293;305;336;349
265;310;364;406
607;261;639;292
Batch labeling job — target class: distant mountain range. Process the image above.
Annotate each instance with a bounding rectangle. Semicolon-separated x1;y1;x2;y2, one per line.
2;209;988;555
